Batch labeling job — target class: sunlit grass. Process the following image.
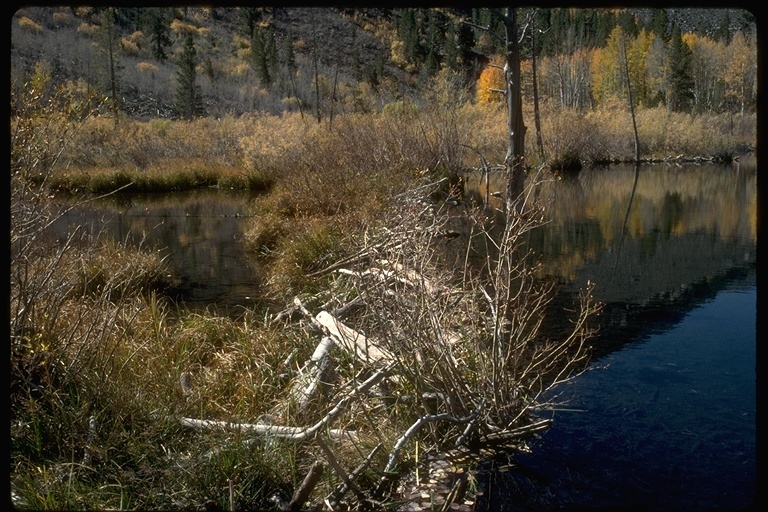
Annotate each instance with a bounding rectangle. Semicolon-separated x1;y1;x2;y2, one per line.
10;68;756;509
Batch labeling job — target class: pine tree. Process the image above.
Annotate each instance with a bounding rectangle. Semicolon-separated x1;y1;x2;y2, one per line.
649;9;669;42
398;9;424;65
714;12;731;43
456;22;475;69
666;25;694;112
96;7;122;119
175;33;203;119
251;26;276;87
147;8;171;61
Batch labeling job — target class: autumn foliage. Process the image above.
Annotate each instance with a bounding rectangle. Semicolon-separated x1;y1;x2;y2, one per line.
476;55;506;104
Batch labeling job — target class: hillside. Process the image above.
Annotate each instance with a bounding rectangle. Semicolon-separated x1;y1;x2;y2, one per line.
10;6;756;120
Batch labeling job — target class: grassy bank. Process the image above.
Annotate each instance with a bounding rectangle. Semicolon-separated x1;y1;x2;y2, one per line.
10;76;754;510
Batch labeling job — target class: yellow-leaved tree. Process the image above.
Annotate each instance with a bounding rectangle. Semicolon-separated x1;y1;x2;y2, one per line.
476;54;506;104
724;31;757;115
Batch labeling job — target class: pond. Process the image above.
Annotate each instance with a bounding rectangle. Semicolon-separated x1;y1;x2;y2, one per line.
47;156;757;510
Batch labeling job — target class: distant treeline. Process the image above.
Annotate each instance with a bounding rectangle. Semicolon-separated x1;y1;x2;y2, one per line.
10;7;757;119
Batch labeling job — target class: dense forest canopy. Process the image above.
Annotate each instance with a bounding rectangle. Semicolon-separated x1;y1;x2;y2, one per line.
10;6;757;119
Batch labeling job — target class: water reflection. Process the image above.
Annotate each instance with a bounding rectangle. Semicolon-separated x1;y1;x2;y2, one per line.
474;283;756;511
48;189;264;313
46;158;756;330
42;159;757;509
461;158;757;354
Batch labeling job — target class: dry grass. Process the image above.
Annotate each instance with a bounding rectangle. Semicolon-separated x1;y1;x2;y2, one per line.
10;65;753;510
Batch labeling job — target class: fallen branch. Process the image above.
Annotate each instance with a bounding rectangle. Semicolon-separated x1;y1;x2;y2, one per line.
286;335;335;415
178;418;356;442
479;418;553;444
384;412;476;473
326;443;382;505
285;462;324;512
314;435;364;499
181;364;395;442
315;310;392;364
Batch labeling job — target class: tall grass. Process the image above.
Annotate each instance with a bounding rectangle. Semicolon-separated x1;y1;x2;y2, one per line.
10;67;754;509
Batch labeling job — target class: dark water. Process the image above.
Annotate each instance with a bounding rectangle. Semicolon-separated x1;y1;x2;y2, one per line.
47;158;757;510
49;189;264;313
474;282;757;511
467;159;757;511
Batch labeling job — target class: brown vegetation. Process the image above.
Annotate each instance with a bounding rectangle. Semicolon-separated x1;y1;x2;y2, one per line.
9;8;757;510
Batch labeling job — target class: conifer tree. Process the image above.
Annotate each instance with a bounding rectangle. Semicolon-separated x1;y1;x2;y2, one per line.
666;25;694;112
251;26;276;87
96;7;122;120
175;33;203;119
649;9;669;42
147;8;171;61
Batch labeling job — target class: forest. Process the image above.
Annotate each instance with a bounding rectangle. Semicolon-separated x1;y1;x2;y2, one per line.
10;6;757;121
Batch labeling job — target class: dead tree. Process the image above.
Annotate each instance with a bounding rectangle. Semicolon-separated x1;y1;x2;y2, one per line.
468;9;528;212
498;8;527;212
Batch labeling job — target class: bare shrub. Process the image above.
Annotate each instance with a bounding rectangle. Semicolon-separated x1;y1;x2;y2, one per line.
250;173;601;508
346;176;597;444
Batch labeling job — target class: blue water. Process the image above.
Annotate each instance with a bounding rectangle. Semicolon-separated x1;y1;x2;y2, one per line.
478;285;757;511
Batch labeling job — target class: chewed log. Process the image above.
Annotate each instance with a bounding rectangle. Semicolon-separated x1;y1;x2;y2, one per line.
178;417;356;441
315;310;392;364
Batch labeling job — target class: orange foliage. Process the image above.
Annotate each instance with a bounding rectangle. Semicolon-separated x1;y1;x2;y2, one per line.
476;55;506;104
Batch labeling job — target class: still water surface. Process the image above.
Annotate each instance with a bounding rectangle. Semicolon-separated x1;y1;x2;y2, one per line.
475;283;756;511
49;159;757;510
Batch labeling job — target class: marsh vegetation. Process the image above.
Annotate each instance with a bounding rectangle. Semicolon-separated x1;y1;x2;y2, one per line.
10;6;756;511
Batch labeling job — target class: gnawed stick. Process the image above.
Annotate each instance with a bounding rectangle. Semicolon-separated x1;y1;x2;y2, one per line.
314;435;363;499
327;443;382;505
179;418;356;441
286;462;324;512
315;310;392;364
479;418;553;444
384;412;476;473
271;335;335;420
181;363;394;442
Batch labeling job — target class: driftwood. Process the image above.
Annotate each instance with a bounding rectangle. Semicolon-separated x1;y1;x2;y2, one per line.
179;417;356;442
180;363;394;439
279;335;335;417
315;310;392;364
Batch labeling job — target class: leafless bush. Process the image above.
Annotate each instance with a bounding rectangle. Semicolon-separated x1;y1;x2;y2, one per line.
249;172;601;507
332;176;598;450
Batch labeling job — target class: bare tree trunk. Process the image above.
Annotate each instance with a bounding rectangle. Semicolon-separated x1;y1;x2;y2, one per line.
620;32;640;162
529;16;544;161
502;8;527;212
312;18;321;124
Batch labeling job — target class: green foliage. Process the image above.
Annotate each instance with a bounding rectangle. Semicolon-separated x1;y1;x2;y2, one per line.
175;33;204;120
250;25;277;87
667;25;695;112
146;7;172;60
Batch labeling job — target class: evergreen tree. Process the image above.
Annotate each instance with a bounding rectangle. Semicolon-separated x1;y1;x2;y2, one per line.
96;7;122;119
251;27;274;87
398;9;424;64
617;10;639;39
666;25;694;112
456;21;475;67
240;7;261;38
175;33;203;119
649;9;669;41
714;12;731;43
423;11;445;75
265;27;278;72
147;8;171;61
284;31;296;70
593;10;615;47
